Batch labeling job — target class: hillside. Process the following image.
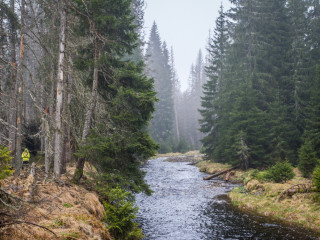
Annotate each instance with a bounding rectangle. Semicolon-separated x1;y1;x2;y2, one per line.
0;166;111;240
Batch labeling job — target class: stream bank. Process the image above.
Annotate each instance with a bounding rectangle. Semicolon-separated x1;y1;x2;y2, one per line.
197;159;320;237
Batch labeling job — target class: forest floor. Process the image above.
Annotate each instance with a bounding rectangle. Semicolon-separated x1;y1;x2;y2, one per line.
196;159;320;236
0;165;111;240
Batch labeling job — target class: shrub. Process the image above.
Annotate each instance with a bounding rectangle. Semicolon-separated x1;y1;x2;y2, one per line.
103;187;143;240
0;145;13;180
312;163;320;192
266;161;295;183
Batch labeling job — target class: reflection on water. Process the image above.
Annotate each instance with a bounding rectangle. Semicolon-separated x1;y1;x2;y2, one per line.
136;158;319;240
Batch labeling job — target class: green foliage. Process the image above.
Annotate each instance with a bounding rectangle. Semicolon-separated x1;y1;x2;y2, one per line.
250;162;295;183
0;145;13;180
250;169;272;182
312;163;320;192
52;217;65;228
199;0;320;169
103;187;143;240
265;161;295;183
299;140;318;178
63;203;73;208
76;132;154;195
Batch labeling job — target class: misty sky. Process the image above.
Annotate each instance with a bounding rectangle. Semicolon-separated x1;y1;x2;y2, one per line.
144;0;232;91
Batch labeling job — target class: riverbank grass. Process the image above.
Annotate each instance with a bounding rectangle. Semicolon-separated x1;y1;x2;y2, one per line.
153;150;201;158
196;160;320;235
229;168;320;235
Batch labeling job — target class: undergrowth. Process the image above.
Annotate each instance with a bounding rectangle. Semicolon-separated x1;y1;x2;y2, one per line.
250;161;295;183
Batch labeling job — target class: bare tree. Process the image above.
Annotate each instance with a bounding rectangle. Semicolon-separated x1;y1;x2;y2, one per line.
54;0;67;177
8;0;17;154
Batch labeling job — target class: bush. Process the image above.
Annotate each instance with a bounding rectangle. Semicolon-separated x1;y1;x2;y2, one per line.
250;169;272;182
0;145;13;180
313;163;320;192
266;161;295;183
103;187;143;240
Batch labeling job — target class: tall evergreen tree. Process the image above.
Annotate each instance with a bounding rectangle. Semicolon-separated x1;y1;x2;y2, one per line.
201;0;296;168
72;0;156;182
200;4;229;160
145;22;175;153
298;65;320;177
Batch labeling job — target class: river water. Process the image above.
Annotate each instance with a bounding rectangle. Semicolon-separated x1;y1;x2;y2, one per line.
135;157;319;240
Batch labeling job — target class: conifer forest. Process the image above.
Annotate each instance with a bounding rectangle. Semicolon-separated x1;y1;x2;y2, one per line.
1;0;320;239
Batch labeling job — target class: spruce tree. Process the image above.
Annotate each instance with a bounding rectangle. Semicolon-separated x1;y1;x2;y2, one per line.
72;0;157;182
199;4;228;159
299;65;320;177
145;22;175;153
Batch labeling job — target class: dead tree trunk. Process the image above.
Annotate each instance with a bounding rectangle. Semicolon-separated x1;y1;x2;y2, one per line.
8;0;17;154
73;38;99;183
61;56;73;173
203;166;238;180
54;0;67;177
15;0;26;176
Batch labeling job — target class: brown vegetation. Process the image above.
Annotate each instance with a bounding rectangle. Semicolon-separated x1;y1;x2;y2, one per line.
229;168;320;235
0;166;111;240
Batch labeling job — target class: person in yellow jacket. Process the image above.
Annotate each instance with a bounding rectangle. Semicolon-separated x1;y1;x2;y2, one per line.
21;148;30;169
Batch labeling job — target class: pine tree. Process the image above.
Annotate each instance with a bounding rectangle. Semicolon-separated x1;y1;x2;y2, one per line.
299;65;320;177
204;0;294;168
145;22;175;153
200;4;228;159
72;0;146;182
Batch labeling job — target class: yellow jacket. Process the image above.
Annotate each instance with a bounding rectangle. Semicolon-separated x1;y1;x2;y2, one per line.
22;150;30;162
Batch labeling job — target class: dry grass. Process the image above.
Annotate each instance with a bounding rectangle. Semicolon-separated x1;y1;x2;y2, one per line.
153;150;202;158
229;168;320;235
0;166;111;240
196;161;232;174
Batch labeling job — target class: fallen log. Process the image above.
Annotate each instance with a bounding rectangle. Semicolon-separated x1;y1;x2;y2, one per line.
203;166;238;180
278;183;313;201
187;160;202;166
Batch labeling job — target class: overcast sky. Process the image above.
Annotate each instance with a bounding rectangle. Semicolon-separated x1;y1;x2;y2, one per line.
143;0;232;91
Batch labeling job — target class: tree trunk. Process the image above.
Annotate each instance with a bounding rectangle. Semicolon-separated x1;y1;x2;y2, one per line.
61;68;70;174
53;0;67;177
44;116;51;177
173;101;180;141
62;57;73;173
0;11;5;143
203;166;238;180
8;0;17;154
45;63;55;177
73;38;99;183
15;0;25;176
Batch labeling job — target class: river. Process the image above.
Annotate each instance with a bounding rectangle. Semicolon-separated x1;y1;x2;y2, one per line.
135;157;319;240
